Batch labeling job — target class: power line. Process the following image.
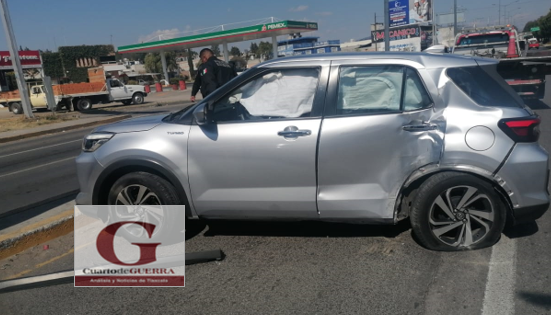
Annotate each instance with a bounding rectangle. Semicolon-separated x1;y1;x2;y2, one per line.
468;0;551;11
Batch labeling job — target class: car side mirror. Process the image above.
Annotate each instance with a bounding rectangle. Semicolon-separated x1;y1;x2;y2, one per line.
193;103;209;125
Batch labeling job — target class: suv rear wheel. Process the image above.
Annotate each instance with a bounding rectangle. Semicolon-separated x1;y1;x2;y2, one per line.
410;172;506;251
107;172;183;241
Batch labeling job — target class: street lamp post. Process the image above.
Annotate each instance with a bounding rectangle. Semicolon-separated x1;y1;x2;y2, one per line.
0;0;33;118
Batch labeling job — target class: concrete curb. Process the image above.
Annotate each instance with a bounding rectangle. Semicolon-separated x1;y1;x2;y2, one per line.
101;99;192;112
0;190;79;220
0;203;75;261
0;115;132;144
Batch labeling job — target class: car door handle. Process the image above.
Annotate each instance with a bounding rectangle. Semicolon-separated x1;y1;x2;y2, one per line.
402;124;438;132
278;130;311;137
278;126;311;138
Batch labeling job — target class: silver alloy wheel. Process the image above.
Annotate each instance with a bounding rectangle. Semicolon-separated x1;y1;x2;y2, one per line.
429;185;495;247
114;184;164;238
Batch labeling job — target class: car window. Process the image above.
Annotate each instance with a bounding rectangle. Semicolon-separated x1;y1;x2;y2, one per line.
337;65;404;115
213;68;320;122
403;68;433;111
446;66;523;108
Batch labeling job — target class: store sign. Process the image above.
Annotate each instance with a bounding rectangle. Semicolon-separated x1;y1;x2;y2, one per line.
372;25;421;43
0;50;42;69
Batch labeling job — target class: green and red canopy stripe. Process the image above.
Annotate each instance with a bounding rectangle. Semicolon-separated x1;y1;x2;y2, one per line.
118;20;318;54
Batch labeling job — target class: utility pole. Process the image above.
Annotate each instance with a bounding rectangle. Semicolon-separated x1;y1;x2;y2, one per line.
0;0;33;118
374;12;378;52
454;0;458;38
432;0;436;45
384;0;390;51
499;0;501;25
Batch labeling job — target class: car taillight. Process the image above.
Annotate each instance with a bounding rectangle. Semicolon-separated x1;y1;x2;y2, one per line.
498;117;540;142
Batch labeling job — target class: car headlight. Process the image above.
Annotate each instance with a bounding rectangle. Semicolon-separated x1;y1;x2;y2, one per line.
82;133;114;152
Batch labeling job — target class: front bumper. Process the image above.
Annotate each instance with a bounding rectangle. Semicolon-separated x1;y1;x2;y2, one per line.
75;151;104;218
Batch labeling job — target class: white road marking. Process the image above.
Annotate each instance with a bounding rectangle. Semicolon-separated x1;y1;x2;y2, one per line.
481;236;517;315
0;156;77;179
0;139;81;159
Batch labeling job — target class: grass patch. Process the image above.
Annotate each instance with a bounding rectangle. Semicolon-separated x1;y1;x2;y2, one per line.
0;113;79;133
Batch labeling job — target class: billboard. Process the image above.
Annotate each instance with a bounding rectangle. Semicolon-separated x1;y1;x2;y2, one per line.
389;0;432;26
409;0;432;24
389;1;410;27
0;50;42;70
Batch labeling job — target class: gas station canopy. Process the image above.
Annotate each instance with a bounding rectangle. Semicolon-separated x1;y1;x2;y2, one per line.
118;20;319;54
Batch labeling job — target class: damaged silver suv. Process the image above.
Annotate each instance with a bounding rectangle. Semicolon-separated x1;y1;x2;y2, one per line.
75;52;549;251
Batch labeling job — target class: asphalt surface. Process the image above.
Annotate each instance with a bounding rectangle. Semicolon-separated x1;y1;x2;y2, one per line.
0;90;550;314
0;102;192;218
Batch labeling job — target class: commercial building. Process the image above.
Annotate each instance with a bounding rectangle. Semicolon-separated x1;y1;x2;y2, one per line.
277;36;341;57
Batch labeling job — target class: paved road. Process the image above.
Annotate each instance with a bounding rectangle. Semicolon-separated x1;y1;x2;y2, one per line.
0;102;192;217
0;101;550;314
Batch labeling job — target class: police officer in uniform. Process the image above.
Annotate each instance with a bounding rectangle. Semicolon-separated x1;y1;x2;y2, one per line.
190;48;236;102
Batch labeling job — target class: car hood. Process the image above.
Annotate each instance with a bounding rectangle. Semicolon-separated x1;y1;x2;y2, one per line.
92;114;167;134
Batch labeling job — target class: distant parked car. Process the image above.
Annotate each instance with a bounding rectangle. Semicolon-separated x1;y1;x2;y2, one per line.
76;52;549;251
138;79;152;86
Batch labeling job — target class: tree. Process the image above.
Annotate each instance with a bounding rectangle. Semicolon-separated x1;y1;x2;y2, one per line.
523;20;539;32
523;8;551;42
258;41;273;60
249;42;259;56
230;46;241;56
537;8;551;42
211;44;221;56
144;52;177;78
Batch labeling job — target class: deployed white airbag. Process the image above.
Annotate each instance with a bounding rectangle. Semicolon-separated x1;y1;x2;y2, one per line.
240;69;319;117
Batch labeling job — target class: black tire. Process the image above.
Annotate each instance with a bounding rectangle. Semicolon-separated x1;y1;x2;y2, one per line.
76;98;92;111
410;172;506;251
121;99;132;105
9;102;23;115
132;93;144;105
107;172;183;242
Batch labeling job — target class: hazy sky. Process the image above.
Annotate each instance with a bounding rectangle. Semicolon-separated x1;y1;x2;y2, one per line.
0;0;548;52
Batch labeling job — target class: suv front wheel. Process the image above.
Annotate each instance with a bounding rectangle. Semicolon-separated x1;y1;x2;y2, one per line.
410;172;506;251
107;172;183;241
